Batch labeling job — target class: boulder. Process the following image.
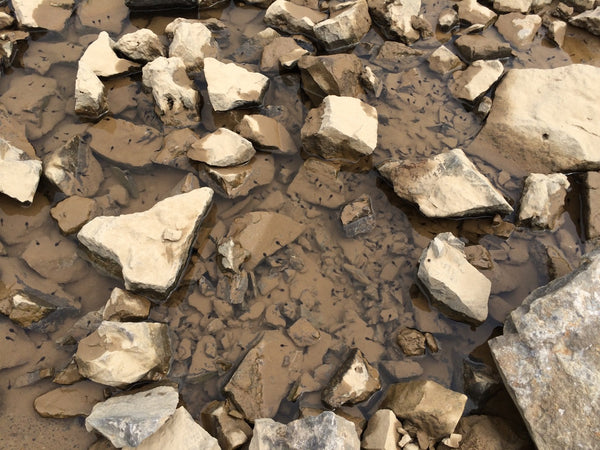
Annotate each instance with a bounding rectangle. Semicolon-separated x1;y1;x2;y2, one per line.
188;128;255;167
569;7;600;35
468;64;600;174
142;56;200;127
264;0;328;38
12;0;74;31
454;35;513;61
427;46;465;75
449;59;504;102
492;0;532;13
168;20;218;72
381;380;467;439
418;232;491;324
495;13;542;49
456;0;497;26
114;28;165;62
583;171;600;240
77;188;213;299
489;248;600;449
79;31;140;78
368;0;421;44
377;148;512;218
361;409;400;450
287;158;346;208
102;287;151;321
85;386;179;448
201;401;253;450
518;173;569;229
301;95;378;161
204;58;269;111
0;137;42;203
74;64;108;120
237;114;297;154
33;382;105;418
340;194;375;238
74;321;172;386
313;0;371;52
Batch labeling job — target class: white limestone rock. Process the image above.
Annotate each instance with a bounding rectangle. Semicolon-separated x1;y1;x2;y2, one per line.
418;232;491;324
368;0;421;43
314;0;371;52
168;20;218;72
74;63;108;120
449;59;504;102
518;173;569;229
80;31;140;78
456;0;497;26
114;28;165;62
142;56;199;127
238;114;297;155
0;137;42;203
77;188;214;299
361;409;400;450
12;0;74;31
188;128;255;167
428;45;465;75
495;13;542;49
204;58;269;111
569;7;600;36
264;0;328;37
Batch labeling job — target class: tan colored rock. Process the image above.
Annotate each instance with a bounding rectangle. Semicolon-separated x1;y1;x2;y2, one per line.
114;28;165;62
288;317;321;346
493;0;532;13
454;415;529;450
1;290;57;328
0;137;42;203
368;0;421;43
264;0;327;37
583;171;600;240
51;196;100;234
75;63;108;120
12;0;74;31
449;60;504;102
428;45;465;75
260;36;307;72
570;7;600;36
80;31;139;78
454;35;513;61
396;328;426;356
518;173;569;229
361;409;400;450
102;287;151;321
340;194;375;238
22;235;88;284
544;16;566;47
152;128;198;171
168;20;218;72
495;13;542;49
314;0;371;52
34;382;105;418
188;128;255;167
457;0;497;26
201;401;253;450
238;114;297;154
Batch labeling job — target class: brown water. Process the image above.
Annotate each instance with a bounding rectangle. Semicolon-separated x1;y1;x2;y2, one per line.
0;0;599;448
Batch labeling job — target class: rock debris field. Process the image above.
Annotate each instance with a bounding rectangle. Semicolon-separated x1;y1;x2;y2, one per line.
0;0;599;448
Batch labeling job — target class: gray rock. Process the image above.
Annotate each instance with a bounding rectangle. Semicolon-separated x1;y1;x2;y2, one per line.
340;194;375;238
427;46;465;75
583;171;600;240
12;0;74;31
114;28;165;62
79;31;140;78
449;59;504;102
74;64;108;120
287;158;346;209
454;35;513;61
78;188;213;299
418;232;491;324
492;0;532;13
264;0;328;38
368;0;421;43
0;137;42;203
378;148;512;218
102;287;151;321
167;20;219;72
518;173;569;229
237;114;297;155
85;385;179;448
201;401;253;450
313;0;371;52
489;248;600;449
495;13;542;49
361;409;400;450
457;0;497;26
570;6;600;35
188;128;255;167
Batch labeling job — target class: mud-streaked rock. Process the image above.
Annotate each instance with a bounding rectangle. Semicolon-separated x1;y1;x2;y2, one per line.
340;194;375;238
454;35;513;61
287;317;321;347
114;28;165;62
75;64;108;120
518;173;569;229
102;287;151;321
449;59;504;102
168;20;218;72
361;409;400;450
313;0;371;52
237;114;297;154
0;137;42;203
152;128;198;171
51;196;100;234
80;31;140;78
454;415;530;450
188;128;255;167
0;290;57;328
34;381;105;418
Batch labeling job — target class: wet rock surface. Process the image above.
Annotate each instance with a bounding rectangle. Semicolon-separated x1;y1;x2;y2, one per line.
0;138;42;203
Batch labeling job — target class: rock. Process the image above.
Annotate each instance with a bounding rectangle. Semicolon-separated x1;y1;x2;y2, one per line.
454;35;513;61
493;0;532;13
34;382;105;418
569;7;600;35
322;348;381;408
218;238;250;273
438;8;459;31
288;317;321;346
125;0;197;8
489;248;600;449
381;360;424;379
457;0;497;26
204;58;269;111
543;16;567;47
552;2;573;19
427;45;465;75
583;171;600;240
78;188;213;299
22;235;88;284
233;28;281;63
518;173;569;229
80;32;140;78
463;358;501;404
131;406;220;450
168;20;218;72
340;194;375;238
23;41;83;75
374;41;424;71
43;135;103;197
449;59;504;102
75;321;171;386
75;64;108;120
142;56;200;127
396;328;426;356
454;415;528;450
152;128;198;171
298;54;365;105
381;380;467;439
0;137;42;203
51;196;100;234
200;154;275;199
411;14;433;38
201;401;253;450
0;105;35;159
368;0;421;43
418;232;491;324
260;36;308;72
0;12;14;29
237;114;297;155
378;148;512;218
114;28;165;62
360;66;383;97
226;211;305;271
216;271;249;304
56;311;103;346
188;128;255;167
468;64;600;174
1;290;56;328
313;0;371;52
77;0;129;34
12;0;74;31
86;385;179;448
264;0;328;38
495;13;542;49
301;95;378;161
287;158;346;208
361;409;400;450
102;287;151;321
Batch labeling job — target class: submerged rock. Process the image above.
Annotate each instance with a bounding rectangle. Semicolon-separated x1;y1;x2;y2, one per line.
34;381;105;418
51;196;100;234
78;188;213;299
168;20;218;72
454;35;513;61
22;234;88;284
454;415;529;450
340;194;375;238
518;173;569;229
368;0;421;44
200;154;275;198
12;0;74;31
569;7;600;35
79;31;140;78
0;289;61;328
0;137;42;203
237;114;297;155
449;59;504;102
313;0;372;52
74;64;108;120
152;128;198;171
188;128;255;167
114;28;165;62
288;158;346;208
489;248;600;449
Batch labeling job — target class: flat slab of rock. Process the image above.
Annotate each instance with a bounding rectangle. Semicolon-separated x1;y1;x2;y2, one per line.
114;28;165;62
168;20;218;72
489;248;600;449
188;128;255;167
80;31;140;78
570;7;600;36
518;173;569;229
34;381;105;418
86;385;179;448
495;13;542;49
454;35;513;61
22;234;88;284
12;0;74;31
78;188;213;298
449;59;504;102
468;64;600;174
0;319;37;369
361;409;400;450
378;148;512;218
0;137;42;203
51;196;100;234
237;114;297;154
75;321;172;386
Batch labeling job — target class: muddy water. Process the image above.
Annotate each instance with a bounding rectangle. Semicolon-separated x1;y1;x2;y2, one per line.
1;0;599;448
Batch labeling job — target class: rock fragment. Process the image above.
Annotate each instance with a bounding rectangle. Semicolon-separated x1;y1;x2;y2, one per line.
152;128;198;171
264;0;328;37
454;35;513;61
188;128;255;167
368;0;421;43
569;7;600;35
313;0;371;52
22;235;88;284
34;382;105;418
449;59;504;102
495;13;542;49
75;64;109;120
340;194;375;238
361;409;400;450
438;8;459;31
114;28;165;62
51;196;100;234
543;16;567;47
396;328;426;356
493;0;532;13
518;173;569;229
427;46;465;75
287;317;321;346
237;114;297;154
0;290;56;328
0;138;42;203
201;401;253;450
457;0;497;26
168;20;218;72
102;287;151;321
80;31;140;78
454;415;529;450
260;36;308;72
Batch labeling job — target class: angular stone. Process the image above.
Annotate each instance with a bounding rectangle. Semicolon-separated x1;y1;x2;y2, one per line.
361;409;400;450
12;0;74;31
0;12;14;29
378;148;512;218
80;31;140;78
0;319;37;369
75;64;108;120
0;137;42;203
0;105;35;159
438;8;459;31
449;60;504;102
518;173;569;229
313;0;371;52
75;321;171;386
454;35;513;61
322;348;381;408
201;401;253;450
381;380;467;439
86;386;179;448
493;0;532;13
427;45;465;75
396;327;426;356
368;0;421;43
569;7;600;35
340;194;375;238
204;58;269;111
495;13;542;49
301;95;378;161
34;382;105;418
114;28;165;62
288;158;346;209
1;290;56;328
264;0;327;38
418;232;491;324
360;66;383;97
238;114;297;155
142;56;200;127
168;20;218;72
260;36;307;72
583;171;600;240
288;317;321;347
102;287;151;321
457;0;497;26
543;16;566;47
125;0;196;8
51;196;100;234
188;128;255;167
78;188;213;299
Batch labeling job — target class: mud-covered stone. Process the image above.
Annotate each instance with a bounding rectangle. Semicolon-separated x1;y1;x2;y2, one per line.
114;28;165;62
0;137;42;204
454;415;529;450
12;0;74;31
454;35;513;61
237;114;297;154
396;327;426;356
583;171;600;240
188;128;255;167
518;173;569;229
287;317;321;347
260;36;308;72
75;64;108;120
51;196;100;234
22;234;88;284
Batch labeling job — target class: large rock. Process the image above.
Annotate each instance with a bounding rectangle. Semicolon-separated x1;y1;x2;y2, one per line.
569;7;600;36
168;20;218;72
50;195;101;234
456;0;497;26
468;64;600;174
142;56;200;127
188;128;255;167
74;64;108;120
264;0;327;38
313;0;371;52
377;148;512;218
518;173;569;229
301;95;378;161
381;380;467;439
77;188;213;299
204;58;269;111
454;415;529;450
449;59;504;102
79;31;140;78
237;114;297;155
114;28;165;62
368;0;421;43
489;248;600;449
12;0;74;31
85;385;179;448
418;232;491;324
74;321;172;386
0;137;42;203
